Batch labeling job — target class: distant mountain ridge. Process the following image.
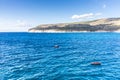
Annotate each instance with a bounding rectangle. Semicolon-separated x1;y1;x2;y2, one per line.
28;18;120;32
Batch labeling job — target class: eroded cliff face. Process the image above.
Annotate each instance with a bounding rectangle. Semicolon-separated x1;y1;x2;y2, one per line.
28;18;120;32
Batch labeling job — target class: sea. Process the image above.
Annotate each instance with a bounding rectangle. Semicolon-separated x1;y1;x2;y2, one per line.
0;32;120;80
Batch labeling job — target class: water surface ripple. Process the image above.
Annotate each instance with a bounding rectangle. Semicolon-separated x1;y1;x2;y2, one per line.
0;32;120;80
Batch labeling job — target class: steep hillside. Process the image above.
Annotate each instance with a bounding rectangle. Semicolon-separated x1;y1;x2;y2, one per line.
29;18;120;32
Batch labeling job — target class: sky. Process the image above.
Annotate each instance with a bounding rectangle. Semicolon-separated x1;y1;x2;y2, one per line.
0;0;120;32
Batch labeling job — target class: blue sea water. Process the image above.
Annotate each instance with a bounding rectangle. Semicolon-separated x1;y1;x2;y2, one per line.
0;32;120;80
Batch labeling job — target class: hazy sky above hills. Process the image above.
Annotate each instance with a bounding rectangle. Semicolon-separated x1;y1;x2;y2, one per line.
0;0;120;32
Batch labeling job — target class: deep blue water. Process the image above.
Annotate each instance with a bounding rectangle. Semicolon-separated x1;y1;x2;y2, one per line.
0;32;120;80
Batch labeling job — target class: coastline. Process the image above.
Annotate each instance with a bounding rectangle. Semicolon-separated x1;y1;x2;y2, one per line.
28;30;120;33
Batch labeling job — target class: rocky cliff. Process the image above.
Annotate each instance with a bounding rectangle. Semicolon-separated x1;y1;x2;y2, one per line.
28;18;120;32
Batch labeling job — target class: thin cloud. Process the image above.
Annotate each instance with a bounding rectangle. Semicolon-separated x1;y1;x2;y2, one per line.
103;4;106;8
0;20;32;32
0;20;32;28
71;13;102;19
16;20;29;27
